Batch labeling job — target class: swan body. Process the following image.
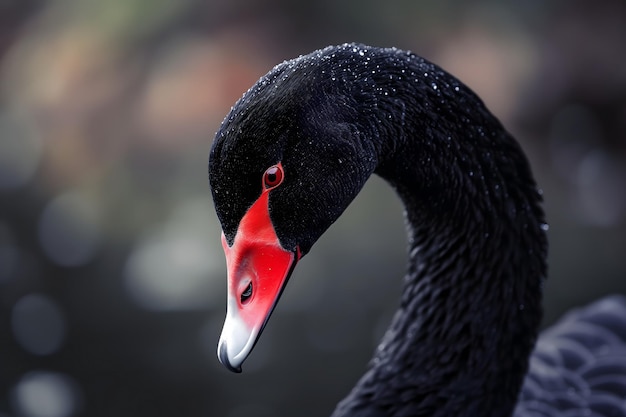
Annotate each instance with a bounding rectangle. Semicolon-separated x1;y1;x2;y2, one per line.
208;43;626;417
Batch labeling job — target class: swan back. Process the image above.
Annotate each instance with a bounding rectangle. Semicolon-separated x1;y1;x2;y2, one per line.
515;295;626;417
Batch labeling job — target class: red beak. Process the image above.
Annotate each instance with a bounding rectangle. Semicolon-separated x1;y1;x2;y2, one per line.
217;190;300;372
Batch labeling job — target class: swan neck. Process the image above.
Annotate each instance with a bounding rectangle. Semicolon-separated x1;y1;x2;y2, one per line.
333;69;547;417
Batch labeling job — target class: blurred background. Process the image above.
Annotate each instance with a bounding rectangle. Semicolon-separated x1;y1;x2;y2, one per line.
0;0;625;416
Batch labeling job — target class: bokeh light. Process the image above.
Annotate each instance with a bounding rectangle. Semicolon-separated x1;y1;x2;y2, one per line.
0;113;43;190
11;371;81;417
11;293;67;356
38;192;101;267
124;198;224;311
575;150;626;226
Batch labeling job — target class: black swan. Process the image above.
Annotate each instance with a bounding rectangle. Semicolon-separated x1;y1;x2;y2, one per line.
208;43;626;417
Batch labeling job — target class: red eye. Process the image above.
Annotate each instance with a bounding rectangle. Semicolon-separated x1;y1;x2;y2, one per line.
263;164;284;189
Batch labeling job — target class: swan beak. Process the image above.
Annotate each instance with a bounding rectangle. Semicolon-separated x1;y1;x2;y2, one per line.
216;191;300;372
217;233;298;372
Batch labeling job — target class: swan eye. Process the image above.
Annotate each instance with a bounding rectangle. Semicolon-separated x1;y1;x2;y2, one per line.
241;282;253;304
263;164;284;189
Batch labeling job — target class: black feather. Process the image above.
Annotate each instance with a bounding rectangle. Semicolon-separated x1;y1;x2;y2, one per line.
515;296;626;417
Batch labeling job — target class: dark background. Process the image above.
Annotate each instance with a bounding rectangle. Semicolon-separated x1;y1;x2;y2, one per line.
1;0;625;416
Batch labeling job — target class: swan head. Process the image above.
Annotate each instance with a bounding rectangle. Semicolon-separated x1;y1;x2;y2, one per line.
209;45;379;372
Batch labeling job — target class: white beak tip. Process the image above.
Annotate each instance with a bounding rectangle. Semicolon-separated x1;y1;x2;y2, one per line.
218;341;243;373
